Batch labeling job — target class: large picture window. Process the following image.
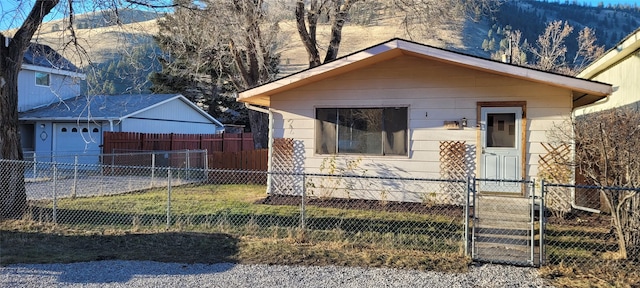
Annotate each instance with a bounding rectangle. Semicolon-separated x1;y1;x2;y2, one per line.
315;107;408;156
35;72;50;86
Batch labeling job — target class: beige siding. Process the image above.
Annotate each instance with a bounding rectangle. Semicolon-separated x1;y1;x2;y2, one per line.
270;55;572;182
575;49;640;115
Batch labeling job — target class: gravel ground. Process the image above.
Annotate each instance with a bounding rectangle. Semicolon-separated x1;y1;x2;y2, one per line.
25;175;196;200
1;261;545;287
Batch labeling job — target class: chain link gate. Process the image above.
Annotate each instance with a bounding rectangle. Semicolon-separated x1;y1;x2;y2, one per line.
467;178;545;266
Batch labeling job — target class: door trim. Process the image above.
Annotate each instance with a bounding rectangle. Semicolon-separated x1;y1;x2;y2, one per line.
476;101;527;194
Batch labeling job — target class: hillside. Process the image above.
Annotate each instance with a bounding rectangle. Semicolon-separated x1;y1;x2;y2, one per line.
7;1;640;95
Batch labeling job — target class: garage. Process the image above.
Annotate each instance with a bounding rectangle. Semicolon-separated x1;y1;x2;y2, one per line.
53;122;102;165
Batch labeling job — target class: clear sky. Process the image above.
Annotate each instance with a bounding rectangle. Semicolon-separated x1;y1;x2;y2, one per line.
0;1;170;32
1;0;638;31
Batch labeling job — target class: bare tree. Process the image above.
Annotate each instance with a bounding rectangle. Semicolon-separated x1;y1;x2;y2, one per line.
0;1;59;219
489;21;604;76
0;0;176;219
151;0;280;148
529;21;604;75
572;26;605;73
551;108;640;260
295;0;498;68
530;20;573;72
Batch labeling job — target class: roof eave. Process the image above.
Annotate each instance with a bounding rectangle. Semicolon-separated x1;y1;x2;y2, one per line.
578;28;640;79
121;94;225;127
22;63;86;79
238;40;404;106
239;39;612;107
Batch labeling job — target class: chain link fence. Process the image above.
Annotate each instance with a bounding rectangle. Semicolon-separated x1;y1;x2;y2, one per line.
1;158;638;267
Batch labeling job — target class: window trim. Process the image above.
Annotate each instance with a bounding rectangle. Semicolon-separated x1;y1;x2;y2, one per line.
35;71;51;87
314;106;409;157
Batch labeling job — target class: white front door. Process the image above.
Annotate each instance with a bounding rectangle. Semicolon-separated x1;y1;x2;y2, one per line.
480;107;522;193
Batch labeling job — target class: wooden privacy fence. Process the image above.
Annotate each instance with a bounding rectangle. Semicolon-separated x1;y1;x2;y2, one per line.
207;149;268;184
102;132;268;176
102;132;255;154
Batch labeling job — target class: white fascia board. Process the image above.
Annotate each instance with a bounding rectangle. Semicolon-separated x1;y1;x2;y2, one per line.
239;38;612;103
577;29;640;79
238;40;399;101
396;40;612;96
19;116;114;121
22;63;86;80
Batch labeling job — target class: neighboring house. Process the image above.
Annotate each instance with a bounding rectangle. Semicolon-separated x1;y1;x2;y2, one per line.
17;42;85;113
574;27;640;115
19;94;225;164
16;42;225;165
238;38;612;203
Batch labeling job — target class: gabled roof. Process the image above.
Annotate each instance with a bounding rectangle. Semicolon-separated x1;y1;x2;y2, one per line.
19;94;224;127
578;27;640;79
238;38;612;108
23;42;80;72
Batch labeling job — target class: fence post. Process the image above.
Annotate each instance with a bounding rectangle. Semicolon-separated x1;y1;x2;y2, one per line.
530;178;535;266
72;155;78;198
110;148;115;175
300;173;306;231
185;149;190;180
464;177;470;256
53;162;57;225
32;152;37;179
471;177;477;259
166;167;172;229
204;149;209;170
151;153;155;188
540;179;546;266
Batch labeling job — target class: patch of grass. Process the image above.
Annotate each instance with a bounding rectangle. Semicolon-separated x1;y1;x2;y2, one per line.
3;183;636;287
540;261;640;288
237;238;469;272
0;225;238;264
1;184;466;272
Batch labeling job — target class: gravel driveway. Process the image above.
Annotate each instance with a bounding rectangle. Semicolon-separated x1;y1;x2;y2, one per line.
1;261;545;287
25;175;197;200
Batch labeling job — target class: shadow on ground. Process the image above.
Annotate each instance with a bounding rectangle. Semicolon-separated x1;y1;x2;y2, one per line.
1;231;239;284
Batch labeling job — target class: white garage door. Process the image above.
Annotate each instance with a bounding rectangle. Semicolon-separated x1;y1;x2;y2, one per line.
53;123;102;165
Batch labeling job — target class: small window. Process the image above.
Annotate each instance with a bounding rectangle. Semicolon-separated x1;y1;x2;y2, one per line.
61;128;67;132
71;128;77;132
35;72;50;86
315;107;408;156
82;128;88;133
92;128;99;133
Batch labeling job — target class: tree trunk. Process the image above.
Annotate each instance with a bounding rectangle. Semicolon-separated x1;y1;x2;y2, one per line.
0;55;27;219
609;196;628;259
324;1;353;63
295;0;321;68
248;110;268;149
0;0;59;219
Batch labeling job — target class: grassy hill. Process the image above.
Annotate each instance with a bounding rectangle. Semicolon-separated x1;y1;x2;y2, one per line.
5;2;640;95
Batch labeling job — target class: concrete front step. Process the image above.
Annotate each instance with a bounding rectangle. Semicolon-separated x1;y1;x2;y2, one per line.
475;211;531;222
474;242;540;266
475;219;537;230
471;195;542;266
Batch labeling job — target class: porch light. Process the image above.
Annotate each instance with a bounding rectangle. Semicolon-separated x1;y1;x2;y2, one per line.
461;118;468;127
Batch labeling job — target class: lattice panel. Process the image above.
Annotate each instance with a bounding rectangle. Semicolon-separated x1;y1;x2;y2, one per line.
439;141;467;205
271;138;295;195
538;143;572;214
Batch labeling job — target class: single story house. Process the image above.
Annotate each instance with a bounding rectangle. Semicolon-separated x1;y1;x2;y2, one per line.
238;38;612;203
19;93;224;164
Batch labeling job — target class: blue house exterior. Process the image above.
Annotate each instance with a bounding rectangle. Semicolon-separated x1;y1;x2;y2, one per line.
17;43;224;165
